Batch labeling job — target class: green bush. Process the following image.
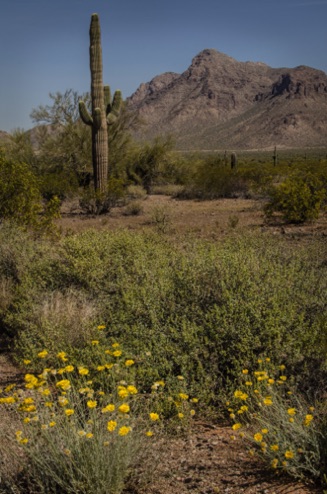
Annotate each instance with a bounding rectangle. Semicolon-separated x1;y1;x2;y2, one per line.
0;154;43;226
79;178;125;215
178;157;249;199
0;152;60;234
1;225;326;407
264;172;326;223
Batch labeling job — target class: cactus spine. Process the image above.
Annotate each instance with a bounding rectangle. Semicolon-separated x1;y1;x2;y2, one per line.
79;14;122;193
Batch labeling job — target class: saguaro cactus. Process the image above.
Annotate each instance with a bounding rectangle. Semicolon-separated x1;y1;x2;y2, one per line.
79;14;122;193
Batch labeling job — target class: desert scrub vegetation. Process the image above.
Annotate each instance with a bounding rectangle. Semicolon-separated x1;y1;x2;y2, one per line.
0;341;197;493
0;223;326;408
228;358;327;486
0;150;61;234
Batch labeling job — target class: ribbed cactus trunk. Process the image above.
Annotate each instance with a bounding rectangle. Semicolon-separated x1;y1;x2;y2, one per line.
80;14;108;193
89;14;108;193
90;14;108;192
79;14;123;197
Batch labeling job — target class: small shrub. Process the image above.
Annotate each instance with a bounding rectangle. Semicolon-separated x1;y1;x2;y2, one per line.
126;185;147;200
0;338;197;494
79;178;125;215
123;201;144;216
228;358;325;483
228;215;239;229
264;172;326;223
150;206;172;234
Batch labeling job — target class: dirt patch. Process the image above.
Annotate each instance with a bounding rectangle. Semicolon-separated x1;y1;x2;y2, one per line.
58;195;327;240
134;423;322;494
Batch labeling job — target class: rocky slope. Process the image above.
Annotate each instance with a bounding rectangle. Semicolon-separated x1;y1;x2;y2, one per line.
128;49;327;150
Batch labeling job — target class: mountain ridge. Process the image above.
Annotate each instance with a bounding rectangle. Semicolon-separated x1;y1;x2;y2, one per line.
127;49;327;150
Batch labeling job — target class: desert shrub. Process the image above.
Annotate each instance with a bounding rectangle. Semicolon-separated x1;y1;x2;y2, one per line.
0;153;61;234
264;171;326;223
79;178;125;215
125;184;147;200
178;157;249;199
0;342;197;494
2;226;326;407
228;358;326;485
0;154;42;226
40;170;79;201
123;201;144;216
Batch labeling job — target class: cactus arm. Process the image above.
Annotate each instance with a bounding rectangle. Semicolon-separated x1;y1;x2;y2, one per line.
93;108;102;130
106;89;122;125
111;90;122;116
104;85;112;114
79;101;93;126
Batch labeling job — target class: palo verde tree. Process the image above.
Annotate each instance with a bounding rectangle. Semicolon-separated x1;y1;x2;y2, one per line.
79;13;122;193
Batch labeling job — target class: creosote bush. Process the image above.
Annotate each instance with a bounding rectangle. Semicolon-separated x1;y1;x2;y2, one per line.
265;172;326;223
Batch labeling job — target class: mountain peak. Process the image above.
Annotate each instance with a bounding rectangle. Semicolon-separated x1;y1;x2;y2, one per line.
128;49;327;150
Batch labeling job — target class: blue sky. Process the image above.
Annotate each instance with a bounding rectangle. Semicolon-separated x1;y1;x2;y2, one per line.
0;0;326;131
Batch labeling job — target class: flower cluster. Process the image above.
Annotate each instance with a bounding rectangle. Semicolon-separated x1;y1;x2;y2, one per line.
227;358;320;481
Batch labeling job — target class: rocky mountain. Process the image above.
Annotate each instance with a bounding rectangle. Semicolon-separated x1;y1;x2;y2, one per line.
128;49;327;150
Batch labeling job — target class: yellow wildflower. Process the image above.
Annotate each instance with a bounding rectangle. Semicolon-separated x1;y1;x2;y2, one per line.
242;369;248;374
279;375;287;381
149;412;160;421
271;459;279;469
178;412;184;419
102;404;115;413
118;426;131;436
285;450;294;459
232;423;242;431
179;393;189;400
118;403;130;414
127;385;138;394
118;387;129;398
97;365;105;371
146;431;154;437
86;433;93;439
23;359;31;365
57;352;68;362
190;409;196;416
113;350;122;357
261;428;269;434
107;420;117;432
97;325;106;330
254;432;263;442
65;365;74;373
78;367;89;376
87;400;97;409
56;379;71;391
37;350;48;359
125;360;135;367
49;421;56;427
304;414;313;426
64;409;74;417
270;444;279;451
287;408;296;416
91;340;99;346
